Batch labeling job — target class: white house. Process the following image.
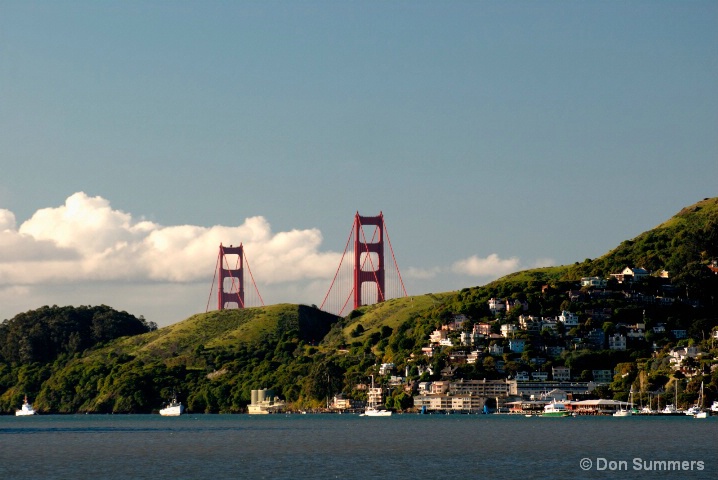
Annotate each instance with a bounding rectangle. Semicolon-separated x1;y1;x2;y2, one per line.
581;277;607;288
611;267;649;283
501;324;518;338
466;350;482;364
429;328;448;345
558;311;579;327
488;298;507;315
379;363;395;375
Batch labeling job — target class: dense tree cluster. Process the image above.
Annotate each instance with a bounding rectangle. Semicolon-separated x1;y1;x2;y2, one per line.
0;305;156;364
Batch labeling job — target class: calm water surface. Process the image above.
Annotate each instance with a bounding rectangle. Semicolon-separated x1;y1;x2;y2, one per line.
1;414;716;479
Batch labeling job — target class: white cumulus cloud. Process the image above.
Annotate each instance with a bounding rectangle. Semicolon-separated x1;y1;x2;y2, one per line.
0;192;341;286
451;253;521;277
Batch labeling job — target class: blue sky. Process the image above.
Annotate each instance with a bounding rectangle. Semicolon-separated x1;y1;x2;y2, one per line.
1;1;716;326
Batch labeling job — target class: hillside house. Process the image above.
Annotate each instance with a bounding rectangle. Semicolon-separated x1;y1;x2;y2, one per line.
509;339;526;353
488;298;507;315
608;334;627;351
475;322;492;336
501;324;518;338
558;311;579;327
552;366;571;381
429;327;449;345
379;363;395;375
581;277;607;288
611;267;649;284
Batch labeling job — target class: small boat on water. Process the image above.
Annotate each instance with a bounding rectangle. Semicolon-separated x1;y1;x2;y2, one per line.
159;392;184;416
542;402;570;417
360;406;392;417
360;375;392;417
690;382;708;419
614;388;634;417
15;395;36;416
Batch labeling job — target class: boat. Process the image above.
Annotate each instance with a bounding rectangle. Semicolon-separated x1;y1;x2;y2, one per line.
360;406;393;417
15;395;36;416
710;400;718;413
360;375;392;417
614;388;634;417
542;402;570;417
159;392;184;416
639;394;655;415
691;382;708;419
660;381;682;415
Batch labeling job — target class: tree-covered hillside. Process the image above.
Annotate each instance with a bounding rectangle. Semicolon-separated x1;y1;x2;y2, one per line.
0;305;156;364
0;197;716;414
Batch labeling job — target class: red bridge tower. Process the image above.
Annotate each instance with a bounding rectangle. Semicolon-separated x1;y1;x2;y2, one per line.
353;212;385;309
218;244;245;309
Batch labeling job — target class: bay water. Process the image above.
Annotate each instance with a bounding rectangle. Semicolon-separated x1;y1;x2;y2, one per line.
1;413;715;479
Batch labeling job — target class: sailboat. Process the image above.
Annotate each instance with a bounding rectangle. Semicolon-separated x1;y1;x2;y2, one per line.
640;394;655;415
693;382;708;419
661;381;680;414
613;387;634;417
360;375;392;417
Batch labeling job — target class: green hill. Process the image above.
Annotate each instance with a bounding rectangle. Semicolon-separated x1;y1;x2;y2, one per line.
1;197;716;414
564;197;718;291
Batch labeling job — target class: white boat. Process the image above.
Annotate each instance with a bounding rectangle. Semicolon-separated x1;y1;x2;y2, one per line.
360;375;392;417
159;393;184;416
360;406;392;417
691;382;708;419
685;405;701;416
15;395;36;416
614;388;634;417
710;401;718;413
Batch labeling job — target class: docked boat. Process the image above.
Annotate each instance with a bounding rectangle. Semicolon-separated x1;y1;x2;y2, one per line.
542;402;570;417
159;392;184;416
360;406;392;417
15;395;36;416
614;388;634;416
690;382;708;419
711;401;718;413
360;375;392;417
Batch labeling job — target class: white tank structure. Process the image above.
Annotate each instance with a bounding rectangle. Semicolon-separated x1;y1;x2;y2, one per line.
248;388;286;414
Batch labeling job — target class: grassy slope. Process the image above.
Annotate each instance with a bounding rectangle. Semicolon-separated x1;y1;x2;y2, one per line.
64;197;718;361
321;292;454;347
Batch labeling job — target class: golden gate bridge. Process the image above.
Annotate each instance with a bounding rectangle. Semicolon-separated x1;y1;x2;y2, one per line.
206;212;407;317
